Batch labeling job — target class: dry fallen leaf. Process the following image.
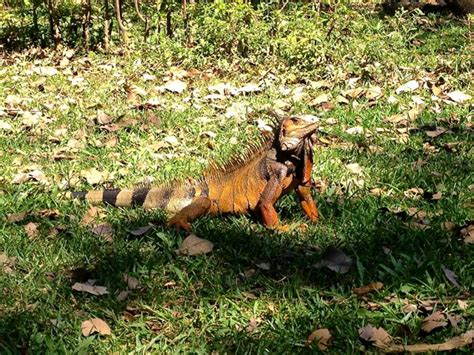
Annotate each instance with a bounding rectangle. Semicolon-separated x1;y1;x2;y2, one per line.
396;80;419;94
0;120;13;130
164;79;187;93
402;303;418;313
460;224;474;244
123;274;139;290
306;328;332;350
80;206;105;226
96;110;113;125
446;90;471;103
90;223;114;242
315;247;353;274
442;266;460;288
24;222;39;239
7;212;27;223
365;86;383;100
345;126;364;135
117;290;130;301
342;87;364;99
404;187;424;199
245;317;262;333
176;234;214;256
310;93;331;106
359;325;393;347
421;311;448;333
129;225;153;237
72;282;108;296
82;168;105;185
457;299;468;310
81;318;111;336
0;253;16;273
345;162;363;175
426;127;447;138
353;282;384;296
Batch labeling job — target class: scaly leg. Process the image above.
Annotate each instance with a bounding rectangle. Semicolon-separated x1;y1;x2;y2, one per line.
296;185;318;222
167;196;211;231
257;163;288;229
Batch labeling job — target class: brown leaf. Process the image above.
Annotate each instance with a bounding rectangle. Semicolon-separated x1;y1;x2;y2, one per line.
426;127;447;138
176;234;214;256
342;87;364;99
0;253;16;273
442;266;460;288
404;187;424;199
421;311;448;333
402;303;418;313
446;314;462;329
81;207;105;226
431;192;442;201
164;79;187;93
245;317;262;333
359;325;393;347
81;168;104;185
117;290;130;301
345;162;363;175
90;223;114;242
396;80;419;94
81;318;111;336
96;110;112;125
306;328;332;350
365;86;383;100
315;247;353;274
123;274;139;290
460;224;474;244
353;282;384;296
310;93;331;106
72;282;108;296
7;212;27;223
129;225;153;237
446;91;471;103
457;299;468;310
24;222;39;239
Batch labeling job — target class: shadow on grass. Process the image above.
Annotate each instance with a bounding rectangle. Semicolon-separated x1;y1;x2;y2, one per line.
1;125;472;352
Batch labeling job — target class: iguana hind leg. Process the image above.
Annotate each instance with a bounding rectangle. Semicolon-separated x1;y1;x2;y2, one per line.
296;185;319;222
167;196;211;231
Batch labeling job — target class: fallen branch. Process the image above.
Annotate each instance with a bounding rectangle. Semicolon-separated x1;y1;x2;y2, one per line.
383;330;474;353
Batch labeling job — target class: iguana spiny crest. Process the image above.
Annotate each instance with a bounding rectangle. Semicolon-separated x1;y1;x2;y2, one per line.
73;114;320;231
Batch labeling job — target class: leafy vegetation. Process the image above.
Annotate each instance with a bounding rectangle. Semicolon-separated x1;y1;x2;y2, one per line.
1;1;473;353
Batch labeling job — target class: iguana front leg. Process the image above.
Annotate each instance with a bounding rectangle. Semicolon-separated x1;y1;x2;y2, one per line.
296;185;319;222
257;163;288;228
296;145;318;222
167;196;211;231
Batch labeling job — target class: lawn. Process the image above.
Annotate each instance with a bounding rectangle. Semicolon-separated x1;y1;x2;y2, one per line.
0;1;473;353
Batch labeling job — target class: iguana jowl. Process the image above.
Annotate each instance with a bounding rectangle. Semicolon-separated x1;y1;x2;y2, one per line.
73;115;320;231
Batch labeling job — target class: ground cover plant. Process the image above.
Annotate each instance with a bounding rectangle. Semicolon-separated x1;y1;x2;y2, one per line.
1;1;473;353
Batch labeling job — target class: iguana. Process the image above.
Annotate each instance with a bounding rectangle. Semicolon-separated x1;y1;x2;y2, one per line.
72;114;320;231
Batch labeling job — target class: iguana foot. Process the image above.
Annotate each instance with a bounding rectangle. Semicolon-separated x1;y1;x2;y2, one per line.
274;224;289;233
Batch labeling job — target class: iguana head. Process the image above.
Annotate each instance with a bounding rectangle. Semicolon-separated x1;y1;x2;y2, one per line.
279;114;320;152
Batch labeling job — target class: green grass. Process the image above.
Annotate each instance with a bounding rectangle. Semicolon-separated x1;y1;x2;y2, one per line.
1;2;473;353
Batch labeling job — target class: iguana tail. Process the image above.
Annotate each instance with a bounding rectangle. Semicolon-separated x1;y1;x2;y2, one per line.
72;183;200;213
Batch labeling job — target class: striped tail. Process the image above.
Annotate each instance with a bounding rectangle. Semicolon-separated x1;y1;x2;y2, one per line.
72;184;199;213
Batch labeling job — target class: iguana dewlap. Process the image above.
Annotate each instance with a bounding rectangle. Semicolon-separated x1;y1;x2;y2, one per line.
73;114;320;231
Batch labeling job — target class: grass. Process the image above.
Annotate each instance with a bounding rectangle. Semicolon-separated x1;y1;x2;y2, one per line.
1;1;473;353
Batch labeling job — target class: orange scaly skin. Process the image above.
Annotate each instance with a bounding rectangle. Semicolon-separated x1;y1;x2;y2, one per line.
72;115;320;231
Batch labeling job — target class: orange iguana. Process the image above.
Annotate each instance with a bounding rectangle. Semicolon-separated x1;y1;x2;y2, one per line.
72;114;320;231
